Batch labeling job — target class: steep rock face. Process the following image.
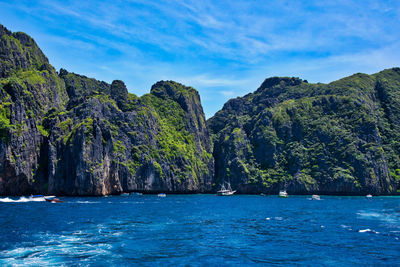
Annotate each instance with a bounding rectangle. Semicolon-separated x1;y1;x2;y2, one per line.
0;25;213;195
46;72;213;195
208;70;400;195
0;26;68;195
1;24;399;196
0;25;49;79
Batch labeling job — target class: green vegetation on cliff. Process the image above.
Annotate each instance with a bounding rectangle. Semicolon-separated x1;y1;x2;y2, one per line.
141;81;212;184
208;69;400;195
0;23;398;196
0;24;213;196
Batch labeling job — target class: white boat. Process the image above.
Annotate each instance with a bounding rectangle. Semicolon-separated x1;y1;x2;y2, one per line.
366;194;373;198
158;193;166;197
217;182;236;196
120;192;130;196
29;195;56;202
311;195;321;200
278;190;288;198
30;195;44;198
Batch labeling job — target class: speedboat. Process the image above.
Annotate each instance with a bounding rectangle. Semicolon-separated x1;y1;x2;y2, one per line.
30;195;56;202
120;192;130;196
158;193;166;197
278;190;288;198
366;194;373;198
44;196;64;203
311;195;321;200
217;182;236;196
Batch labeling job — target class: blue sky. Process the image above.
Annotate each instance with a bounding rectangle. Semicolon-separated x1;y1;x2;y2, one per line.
1;0;399;118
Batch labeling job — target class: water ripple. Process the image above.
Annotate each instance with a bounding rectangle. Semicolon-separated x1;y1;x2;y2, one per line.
0;195;399;265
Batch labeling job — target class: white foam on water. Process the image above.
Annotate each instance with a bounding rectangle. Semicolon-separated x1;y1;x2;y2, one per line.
357;211;381;218
112;232;123;237
61;235;81;243
357;210;399;224
1;226;118;266
0;197;15;202
76;201;100;204
359;229;379;234
0;197;46;203
0;246;57;266
341;225;352;231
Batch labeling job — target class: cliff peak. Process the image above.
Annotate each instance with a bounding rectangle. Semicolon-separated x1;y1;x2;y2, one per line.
0;24;12;36
257;77;304;92
0;24;49;78
151;80;197;99
111;80;128;96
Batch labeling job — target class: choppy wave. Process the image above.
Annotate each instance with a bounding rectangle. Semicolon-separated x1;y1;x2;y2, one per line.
0;195;399;265
358;228;380;234
357;210;400;224
341;224;353;231
0;231;113;266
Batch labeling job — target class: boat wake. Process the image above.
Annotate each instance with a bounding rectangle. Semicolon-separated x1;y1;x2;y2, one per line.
0;231;113;266
0;197;46;203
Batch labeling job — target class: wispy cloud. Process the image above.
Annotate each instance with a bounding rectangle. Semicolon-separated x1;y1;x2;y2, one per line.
0;0;399;118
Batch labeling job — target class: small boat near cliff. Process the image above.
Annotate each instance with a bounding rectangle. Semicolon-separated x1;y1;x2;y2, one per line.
217;182;236;196
120;192;130;197
29;195;57;202
158;193;166;197
278;190;288;198
311;195;321;200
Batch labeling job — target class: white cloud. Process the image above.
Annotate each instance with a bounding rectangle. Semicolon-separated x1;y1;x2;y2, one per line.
18;0;400;65
2;0;399;118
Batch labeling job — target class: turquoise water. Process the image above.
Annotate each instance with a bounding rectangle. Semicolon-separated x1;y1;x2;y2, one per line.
0;195;399;266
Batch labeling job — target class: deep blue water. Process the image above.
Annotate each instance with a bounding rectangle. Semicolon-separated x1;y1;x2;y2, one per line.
0;195;399;266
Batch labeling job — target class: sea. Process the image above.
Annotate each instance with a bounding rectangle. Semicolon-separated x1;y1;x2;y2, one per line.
0;194;399;266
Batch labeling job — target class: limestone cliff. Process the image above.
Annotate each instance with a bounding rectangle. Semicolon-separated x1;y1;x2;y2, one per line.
0;25;213;195
208;72;400;195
